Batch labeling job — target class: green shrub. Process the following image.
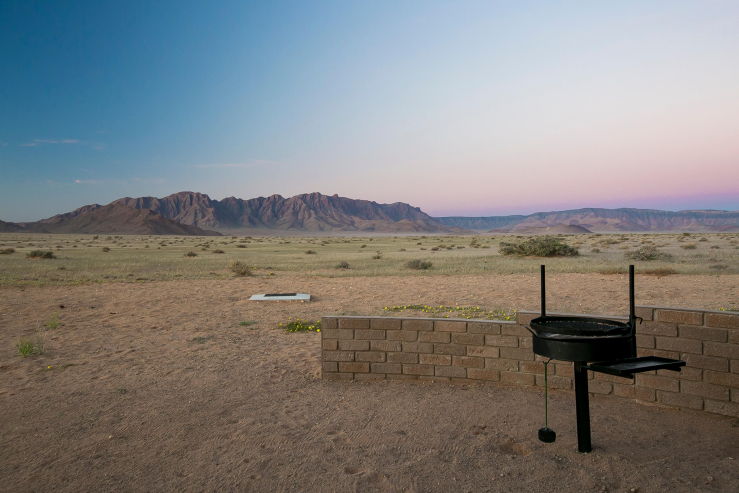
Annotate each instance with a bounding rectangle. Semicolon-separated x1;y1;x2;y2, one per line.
185;251;198;257
26;250;56;259
101;247;111;252
335;261;350;269
0;248;15;254
624;245;671;261
406;259;433;270
499;236;579;257
229;260;251;276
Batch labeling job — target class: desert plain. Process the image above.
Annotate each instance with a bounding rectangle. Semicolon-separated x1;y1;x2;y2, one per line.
1;232;739;492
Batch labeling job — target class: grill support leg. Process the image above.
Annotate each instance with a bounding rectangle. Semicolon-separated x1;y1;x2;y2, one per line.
574;362;592;453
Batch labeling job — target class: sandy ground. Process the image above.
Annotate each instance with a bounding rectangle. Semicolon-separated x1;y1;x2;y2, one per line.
1;273;739;492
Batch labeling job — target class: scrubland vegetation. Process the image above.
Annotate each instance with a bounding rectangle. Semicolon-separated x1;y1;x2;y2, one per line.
0;232;738;286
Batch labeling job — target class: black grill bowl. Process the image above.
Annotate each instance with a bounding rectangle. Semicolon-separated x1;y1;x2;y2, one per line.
529;316;634;362
530;316;631;337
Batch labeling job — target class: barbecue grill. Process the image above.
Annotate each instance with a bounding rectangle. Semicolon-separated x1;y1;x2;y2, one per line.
525;265;685;453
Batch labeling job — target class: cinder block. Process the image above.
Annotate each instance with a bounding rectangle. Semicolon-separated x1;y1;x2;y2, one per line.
485;335;518;347
419;354;451;365
519;361;544;374
556;363;574;378
704;399;739;418
371;340;402;352
635;374;679;392
486;358;519;371
657;391;703;410
705;312;739;329
636;335;655;349
681;381;730;401
371;363;402;374
321;329;354;340
704;370;739;388
339;318;370;329
732;360;739;373
733;389;739;403
634;387;656;402
323;351;354;362
403;364;434;376
387;352;418;364
704;342;739;360
656;309;703;325
637;322;678;337
434;320;467;332
467;368;500;381
655;336;703;354
466;346;500;358
322;362;338;373
434;344;467;356
685;354;729;372
402;342;434;354
355;372;386;382
588;381;613;395
635;306;654;321
519;337;532;349
468;322;501;334
323;372;354;381
354;329;386;340
386;373;418;381
656;367;703;381
535;374;572;390
402;319;433;331
321;317;338;329
500;372;536;387
653;350;680;360
730;331;739;345
355;351;386;363
419;332;450;344
323;339;338;350
613;384;635;399
435;366;466;378
339;362;369;373
371;318;401;330
501;325;530;337
338;340;370;351
679;325;728;342
500;347;535;361
386;330;418;341
451;333;485;346
452;356;484;368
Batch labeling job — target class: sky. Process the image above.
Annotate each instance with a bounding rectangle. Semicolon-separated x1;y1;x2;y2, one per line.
1;1;738;222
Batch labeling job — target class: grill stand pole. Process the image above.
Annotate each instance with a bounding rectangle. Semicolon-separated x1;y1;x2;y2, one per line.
574;362;592;453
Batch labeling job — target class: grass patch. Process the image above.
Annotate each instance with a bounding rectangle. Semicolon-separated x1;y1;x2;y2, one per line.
191;335;215;344
239;320;257;326
384;304;516;321
0;248;15;254
499;236;579;257
624;245;671;261
46;310;61;329
680;244;697;250
278;318;321;333
406;259;433;270
335;261;350;269
16;337;35;357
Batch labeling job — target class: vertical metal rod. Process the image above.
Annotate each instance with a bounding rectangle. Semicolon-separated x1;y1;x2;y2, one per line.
574;362;592;453
540;265;546;317
629;264;637;357
544;360;549;428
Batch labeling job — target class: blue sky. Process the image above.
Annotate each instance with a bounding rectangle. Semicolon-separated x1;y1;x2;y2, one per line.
1;1;738;222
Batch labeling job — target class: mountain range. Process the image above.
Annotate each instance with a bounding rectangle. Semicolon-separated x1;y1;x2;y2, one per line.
1;191;738;235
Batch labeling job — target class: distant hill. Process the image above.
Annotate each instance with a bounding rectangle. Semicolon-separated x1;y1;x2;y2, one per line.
437;208;739;232
111;191;463;233
2;204;221;236
492;224;593;235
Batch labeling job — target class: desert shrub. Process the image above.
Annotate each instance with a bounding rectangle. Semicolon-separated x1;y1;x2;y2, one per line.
624;245;671;261
710;245;720;249
0;248;15;254
499;236;579;257
399;248;406;251
335;261;350;269
229;260;251;276
26;250;56;259
185;251;198;257
213;249;225;254
591;248;601;253
305;250;317;254
236;244;246;248
430;246;440;251
699;237;708;242
406;259;433;270
372;253;382;260
101;247;111;252
680;244;697;250
360;244;366;248
643;267;678;277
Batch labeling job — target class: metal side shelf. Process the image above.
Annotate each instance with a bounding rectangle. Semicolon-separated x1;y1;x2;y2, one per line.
585;356;686;378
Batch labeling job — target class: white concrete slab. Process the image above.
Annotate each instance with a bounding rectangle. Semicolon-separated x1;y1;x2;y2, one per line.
249;293;311;302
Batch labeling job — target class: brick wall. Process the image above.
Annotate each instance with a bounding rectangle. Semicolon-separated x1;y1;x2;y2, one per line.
321;306;739;419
